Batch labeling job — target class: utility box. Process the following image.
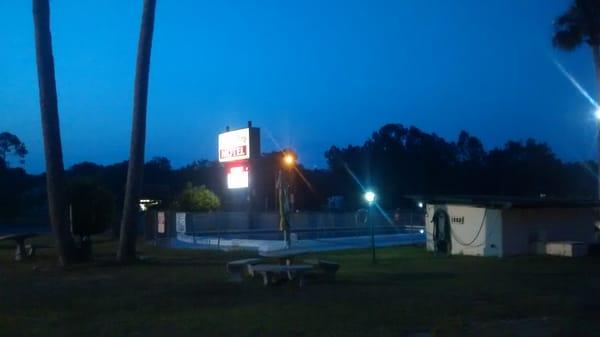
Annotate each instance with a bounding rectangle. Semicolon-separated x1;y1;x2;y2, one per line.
544;241;587;257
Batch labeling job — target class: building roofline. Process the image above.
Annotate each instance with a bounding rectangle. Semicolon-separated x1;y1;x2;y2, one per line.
406;195;600;209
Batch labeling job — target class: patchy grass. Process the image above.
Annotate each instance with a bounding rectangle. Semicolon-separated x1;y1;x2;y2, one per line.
1;237;600;337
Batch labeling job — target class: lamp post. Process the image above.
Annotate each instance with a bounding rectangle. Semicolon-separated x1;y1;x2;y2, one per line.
364;190;376;264
282;152;296;211
278;151;296;248
595;108;600;200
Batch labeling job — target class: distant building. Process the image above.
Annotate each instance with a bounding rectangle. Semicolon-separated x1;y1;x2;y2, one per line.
419;196;598;257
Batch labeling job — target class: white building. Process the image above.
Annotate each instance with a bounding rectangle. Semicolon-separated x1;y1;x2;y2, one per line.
422;197;597;257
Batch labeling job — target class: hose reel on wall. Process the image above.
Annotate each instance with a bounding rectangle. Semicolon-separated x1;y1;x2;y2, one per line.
431;206;488;255
431;208;452;254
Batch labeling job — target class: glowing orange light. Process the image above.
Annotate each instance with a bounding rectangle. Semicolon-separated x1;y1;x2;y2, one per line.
283;154;295;166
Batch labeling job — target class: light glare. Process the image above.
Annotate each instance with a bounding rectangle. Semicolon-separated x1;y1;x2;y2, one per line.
283;153;296;167
553;59;599;109
364;191;376;203
283;154;295;166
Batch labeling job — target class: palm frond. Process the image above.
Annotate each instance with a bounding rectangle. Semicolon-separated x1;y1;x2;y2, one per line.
553;28;584;50
552;1;600;49
554;5;582;28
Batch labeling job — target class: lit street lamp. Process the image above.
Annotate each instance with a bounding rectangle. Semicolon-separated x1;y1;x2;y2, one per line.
364;190;376;264
282;151;296;212
364;191;375;204
283;153;295;167
278;150;297;248
595;108;600;200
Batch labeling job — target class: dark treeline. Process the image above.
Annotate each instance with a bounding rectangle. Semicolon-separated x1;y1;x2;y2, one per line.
0;123;597;220
324;124;597;209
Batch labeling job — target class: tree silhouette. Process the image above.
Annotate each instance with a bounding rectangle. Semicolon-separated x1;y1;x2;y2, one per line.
2;124;597;221
118;0;157;262
325;124;596;209
553;0;600;198
32;0;76;266
0;132;28;168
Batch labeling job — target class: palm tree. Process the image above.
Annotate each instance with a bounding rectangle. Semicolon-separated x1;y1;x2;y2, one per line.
32;0;77;265
553;0;600;198
117;0;157;262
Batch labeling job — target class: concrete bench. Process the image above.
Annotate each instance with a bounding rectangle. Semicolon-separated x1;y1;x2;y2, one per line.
225;258;265;282
0;233;38;261
250;264;314;287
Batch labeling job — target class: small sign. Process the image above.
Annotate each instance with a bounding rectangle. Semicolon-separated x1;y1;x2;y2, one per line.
451;216;465;224
157;212;165;234
176;212;186;233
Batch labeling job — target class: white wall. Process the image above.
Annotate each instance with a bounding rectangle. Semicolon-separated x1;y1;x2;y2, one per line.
482;208;503;257
425;204;503;257
501;208;596;256
446;205;501;256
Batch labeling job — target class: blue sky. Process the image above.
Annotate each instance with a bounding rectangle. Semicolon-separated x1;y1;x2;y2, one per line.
0;0;597;173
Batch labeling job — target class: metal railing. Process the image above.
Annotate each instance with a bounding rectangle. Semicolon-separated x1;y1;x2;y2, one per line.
146;210;425;246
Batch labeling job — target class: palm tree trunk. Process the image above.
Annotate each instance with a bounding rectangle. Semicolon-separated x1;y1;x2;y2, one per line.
32;0;76;266
593;45;600;200
117;0;157;262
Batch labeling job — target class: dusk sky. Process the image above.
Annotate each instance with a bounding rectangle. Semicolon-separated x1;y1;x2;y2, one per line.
1;0;598;173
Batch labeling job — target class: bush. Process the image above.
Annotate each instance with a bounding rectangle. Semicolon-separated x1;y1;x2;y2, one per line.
171;183;220;212
69;180;116;237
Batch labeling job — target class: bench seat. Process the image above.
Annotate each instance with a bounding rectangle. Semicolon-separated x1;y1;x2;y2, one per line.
225;258;265;282
250;264;314;287
0;233;39;261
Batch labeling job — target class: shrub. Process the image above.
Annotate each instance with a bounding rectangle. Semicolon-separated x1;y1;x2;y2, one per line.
171;183;220;212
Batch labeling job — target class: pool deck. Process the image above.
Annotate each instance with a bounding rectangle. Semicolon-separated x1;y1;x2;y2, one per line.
165;232;425;254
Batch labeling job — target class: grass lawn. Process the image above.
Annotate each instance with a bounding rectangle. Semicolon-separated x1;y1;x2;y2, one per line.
1;237;600;337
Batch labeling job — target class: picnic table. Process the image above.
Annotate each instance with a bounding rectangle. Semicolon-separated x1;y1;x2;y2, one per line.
226;247;341;287
225;258;265;282
250;264;314;287
0;233;38;261
258;247;315;266
259;248;341;281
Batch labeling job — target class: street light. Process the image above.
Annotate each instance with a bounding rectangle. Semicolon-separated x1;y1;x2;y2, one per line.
594;108;600;200
279;151;297;248
364;190;377;264
364;191;376;204
283;153;295;167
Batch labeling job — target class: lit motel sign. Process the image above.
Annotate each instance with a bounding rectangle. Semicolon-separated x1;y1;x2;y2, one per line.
218;126;260;189
226;165;249;189
218;128;250;162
